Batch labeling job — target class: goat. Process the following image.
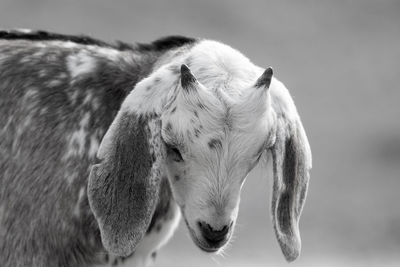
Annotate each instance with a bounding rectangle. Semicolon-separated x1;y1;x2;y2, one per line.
0;29;312;267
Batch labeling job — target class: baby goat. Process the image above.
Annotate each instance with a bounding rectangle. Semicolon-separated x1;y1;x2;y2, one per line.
0;30;312;267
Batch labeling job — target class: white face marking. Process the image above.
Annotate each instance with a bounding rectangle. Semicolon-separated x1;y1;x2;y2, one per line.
108;39;289;253
160;71;274;253
67;51;96;79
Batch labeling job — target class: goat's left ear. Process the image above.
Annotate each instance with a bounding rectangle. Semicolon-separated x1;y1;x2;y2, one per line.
265;76;312;262
87;108;164;256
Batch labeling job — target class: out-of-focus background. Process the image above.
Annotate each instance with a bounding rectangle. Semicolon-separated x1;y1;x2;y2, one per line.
1;0;399;266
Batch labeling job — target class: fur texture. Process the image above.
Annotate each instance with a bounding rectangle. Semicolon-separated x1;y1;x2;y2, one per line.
0;29;312;266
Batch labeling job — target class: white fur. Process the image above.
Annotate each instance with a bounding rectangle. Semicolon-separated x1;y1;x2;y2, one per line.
64;112;91;160
0;32;309;266
95;39;309;265
126;202;181;267
73;187;86;217
67;51;96;79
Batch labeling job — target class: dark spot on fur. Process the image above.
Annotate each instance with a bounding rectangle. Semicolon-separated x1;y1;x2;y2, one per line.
151;251;157;260
197;102;206;109
199;125;203;130
224;117;233;131
165;122;172;132
146;85;152;91
208;138;222;149
147;112;158;120
137;36;197;52
194;110;199;118
194;128;201;138
156;224;162;232
174;175;180;181
0;30;197;53
154;77;161;83
112;258;119;266
171;106;177;113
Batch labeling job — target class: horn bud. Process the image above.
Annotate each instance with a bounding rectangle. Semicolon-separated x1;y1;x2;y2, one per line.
180;64;197;90
255;67;273;89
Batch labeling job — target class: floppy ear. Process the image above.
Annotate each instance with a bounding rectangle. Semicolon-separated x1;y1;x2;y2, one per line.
87;110;164;256
87;63;182;256
267;80;312;262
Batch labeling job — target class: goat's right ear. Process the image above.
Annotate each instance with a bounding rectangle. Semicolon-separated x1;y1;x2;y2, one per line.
87;63;182;256
87;108;164;256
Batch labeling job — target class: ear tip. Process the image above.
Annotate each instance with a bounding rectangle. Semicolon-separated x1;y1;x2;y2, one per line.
279;235;301;262
284;251;300;262
180;64;197;88
99;222;145;257
180;64;190;73
266;66;273;76
255;66;274;88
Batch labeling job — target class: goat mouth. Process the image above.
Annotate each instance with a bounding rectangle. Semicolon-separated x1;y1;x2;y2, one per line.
196;242;220;253
191;233;225;253
184;219;228;253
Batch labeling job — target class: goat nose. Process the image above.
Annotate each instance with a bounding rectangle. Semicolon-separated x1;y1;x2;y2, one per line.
197;221;230;243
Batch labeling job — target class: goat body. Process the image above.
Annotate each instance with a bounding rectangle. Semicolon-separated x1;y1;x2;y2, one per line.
0;30;195;267
0;30;312;267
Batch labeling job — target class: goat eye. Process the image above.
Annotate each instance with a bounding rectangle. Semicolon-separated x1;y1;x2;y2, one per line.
167;145;183;162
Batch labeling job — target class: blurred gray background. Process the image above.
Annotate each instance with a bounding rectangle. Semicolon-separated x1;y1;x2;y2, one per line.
1;0;399;266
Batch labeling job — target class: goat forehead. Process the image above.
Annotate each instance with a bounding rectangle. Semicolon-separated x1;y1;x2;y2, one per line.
164;101;266;148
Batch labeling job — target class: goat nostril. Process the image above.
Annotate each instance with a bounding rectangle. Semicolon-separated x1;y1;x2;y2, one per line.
197;220;230;243
197;221;204;229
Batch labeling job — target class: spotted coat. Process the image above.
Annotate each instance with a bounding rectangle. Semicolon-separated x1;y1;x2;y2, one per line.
0;30;195;267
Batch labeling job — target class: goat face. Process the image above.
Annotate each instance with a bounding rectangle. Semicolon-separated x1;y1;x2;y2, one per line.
88;41;311;262
160;65;275;252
